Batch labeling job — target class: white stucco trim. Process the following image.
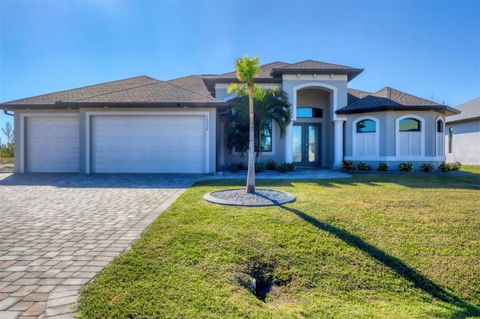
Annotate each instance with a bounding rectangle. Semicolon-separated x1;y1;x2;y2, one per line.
333;119;345;169
283;74;348;81
214;83;281;90
292;82;338;121
344;155;445;161
84;111;211;174
395;114;425;158
19;112;80;173
352;116;380;157
435;116;445;157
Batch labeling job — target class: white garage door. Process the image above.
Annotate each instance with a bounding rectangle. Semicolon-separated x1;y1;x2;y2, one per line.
26;116;80;173
92;115;207;173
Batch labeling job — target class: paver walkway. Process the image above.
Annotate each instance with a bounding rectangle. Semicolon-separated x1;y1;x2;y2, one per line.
0;173;195;319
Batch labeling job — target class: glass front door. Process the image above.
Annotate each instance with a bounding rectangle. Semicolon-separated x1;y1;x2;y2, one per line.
293;123;321;166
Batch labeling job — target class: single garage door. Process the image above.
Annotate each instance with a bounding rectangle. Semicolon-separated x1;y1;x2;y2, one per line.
92;115;207;173
26;116;80;173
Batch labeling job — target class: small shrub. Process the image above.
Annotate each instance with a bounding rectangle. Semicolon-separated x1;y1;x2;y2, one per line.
399;162;413;172
450;161;462;171
266;159;277;170
377;162;389;171
356;162;372;171
278;163;295;173
438;162;449;172
342;160;354;171
438;161;462;172
420;163;434;172
255;162;266;172
229;162;245;173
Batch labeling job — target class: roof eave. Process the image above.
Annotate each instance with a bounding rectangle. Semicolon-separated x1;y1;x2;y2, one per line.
0;101;228;110
203;77;282;84
446;116;480;124
270;68;364;81
336;105;458;115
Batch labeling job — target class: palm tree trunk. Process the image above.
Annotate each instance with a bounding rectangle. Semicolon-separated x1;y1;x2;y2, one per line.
246;84;256;193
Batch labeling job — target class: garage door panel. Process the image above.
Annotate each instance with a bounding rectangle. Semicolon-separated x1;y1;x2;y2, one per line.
26;116;80;173
92;115;206;173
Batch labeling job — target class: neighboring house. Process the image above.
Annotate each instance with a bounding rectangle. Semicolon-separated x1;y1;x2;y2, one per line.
0;59;459;174
445;98;480;165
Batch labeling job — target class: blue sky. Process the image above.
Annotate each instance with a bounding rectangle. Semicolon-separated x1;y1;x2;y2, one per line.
1;0;479;143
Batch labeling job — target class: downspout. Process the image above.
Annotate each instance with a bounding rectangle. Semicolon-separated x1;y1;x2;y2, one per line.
4;110;14;116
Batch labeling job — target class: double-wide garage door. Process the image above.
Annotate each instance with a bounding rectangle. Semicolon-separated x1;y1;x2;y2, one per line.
92;115;206;173
24;114;207;173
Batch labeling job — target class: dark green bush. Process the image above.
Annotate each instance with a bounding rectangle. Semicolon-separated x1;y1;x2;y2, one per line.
377;162;388;171
278;163;295;173
229;162;245;173
255;162;266;172
342;160;354;171
399;162;413;172
266;159;277;170
420;163;434;172
356;162;372;171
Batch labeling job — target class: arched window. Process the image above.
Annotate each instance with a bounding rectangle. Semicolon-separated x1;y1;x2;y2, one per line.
437;119;444;133
356;119;376;133
399;118;421;132
353;117;379;157
436;118;444;156
396;115;424;157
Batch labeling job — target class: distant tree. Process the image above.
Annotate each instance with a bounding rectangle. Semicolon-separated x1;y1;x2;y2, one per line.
2;122;13;144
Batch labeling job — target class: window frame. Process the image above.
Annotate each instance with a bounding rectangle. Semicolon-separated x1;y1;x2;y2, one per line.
448;127;453;154
356;119;377;133
233;118;275;154
395;114;425;158
399;118;422;132
296;106;323;119
352;116;380;158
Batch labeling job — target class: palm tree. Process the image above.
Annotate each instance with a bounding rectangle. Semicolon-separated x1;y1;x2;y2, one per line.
224;87;291;158
228;55;260;193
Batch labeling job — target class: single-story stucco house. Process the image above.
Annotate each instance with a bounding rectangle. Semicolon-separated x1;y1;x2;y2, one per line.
0;59;460;174
445;98;480;165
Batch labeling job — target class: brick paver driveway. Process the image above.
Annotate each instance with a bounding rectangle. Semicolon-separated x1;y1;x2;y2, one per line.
0;173;197;319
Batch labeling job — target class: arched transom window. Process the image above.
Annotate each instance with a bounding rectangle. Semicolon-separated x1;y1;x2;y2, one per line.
399;118;421;132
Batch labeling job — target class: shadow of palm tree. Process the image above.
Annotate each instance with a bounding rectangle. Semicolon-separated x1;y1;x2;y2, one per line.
280;205;480;318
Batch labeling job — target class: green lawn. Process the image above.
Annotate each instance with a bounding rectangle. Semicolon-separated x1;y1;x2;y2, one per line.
78;172;480;319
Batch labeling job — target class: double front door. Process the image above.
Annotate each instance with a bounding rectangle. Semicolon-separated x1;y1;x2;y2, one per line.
293;123;321;166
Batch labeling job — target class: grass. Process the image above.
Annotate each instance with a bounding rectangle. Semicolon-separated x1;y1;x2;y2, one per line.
0;157;13;164
78;172;480;318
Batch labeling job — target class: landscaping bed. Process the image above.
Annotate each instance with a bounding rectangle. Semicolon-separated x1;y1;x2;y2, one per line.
78;172;480;318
